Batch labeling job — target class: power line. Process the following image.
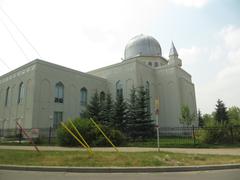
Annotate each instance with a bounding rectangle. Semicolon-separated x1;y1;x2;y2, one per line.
1;20;29;61
0;7;41;125
0;57;11;70
0;8;37;83
0;17;30;61
0;6;42;58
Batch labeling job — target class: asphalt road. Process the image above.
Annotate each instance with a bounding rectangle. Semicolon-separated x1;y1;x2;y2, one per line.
0;169;240;180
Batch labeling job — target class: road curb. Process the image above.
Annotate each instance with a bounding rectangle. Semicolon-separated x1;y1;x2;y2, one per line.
0;164;240;173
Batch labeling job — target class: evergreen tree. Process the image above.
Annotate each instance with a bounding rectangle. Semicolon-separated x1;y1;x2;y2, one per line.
113;93;127;132
87;91;101;121
215;99;229;124
99;92;106;124
129;86;154;140
198;110;204;127
100;93;114;126
126;87;138;137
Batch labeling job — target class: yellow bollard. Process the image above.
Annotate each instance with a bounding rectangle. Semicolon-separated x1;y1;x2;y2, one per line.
60;122;93;155
90;118;119;152
68;119;93;153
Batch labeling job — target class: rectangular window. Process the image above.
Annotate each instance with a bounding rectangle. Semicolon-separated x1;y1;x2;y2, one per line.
80;88;87;106
116;89;123;97
53;111;63;128
55;82;64;104
80;93;87;105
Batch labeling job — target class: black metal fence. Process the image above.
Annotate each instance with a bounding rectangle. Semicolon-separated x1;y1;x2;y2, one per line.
0;126;240;145
157;126;240;145
0;127;58;145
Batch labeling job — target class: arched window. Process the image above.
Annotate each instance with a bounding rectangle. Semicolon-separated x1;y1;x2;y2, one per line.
55;82;64;103
154;62;159;67
80;87;87;106
116;80;123;97
5;87;10;106
145;81;150;113
148;62;152;66
18;82;24;104
100;91;105;103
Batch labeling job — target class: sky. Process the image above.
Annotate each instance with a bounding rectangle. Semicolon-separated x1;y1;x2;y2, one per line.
0;0;239;114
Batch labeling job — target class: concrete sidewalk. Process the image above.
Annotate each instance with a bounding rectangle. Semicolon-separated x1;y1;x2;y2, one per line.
0;145;240;156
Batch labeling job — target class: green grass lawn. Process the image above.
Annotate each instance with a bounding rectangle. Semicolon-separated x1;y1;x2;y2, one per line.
127;137;194;148
126;137;240;148
0;149;240;167
2;136;240;148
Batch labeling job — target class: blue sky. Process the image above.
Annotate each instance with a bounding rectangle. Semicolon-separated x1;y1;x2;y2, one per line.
0;0;239;113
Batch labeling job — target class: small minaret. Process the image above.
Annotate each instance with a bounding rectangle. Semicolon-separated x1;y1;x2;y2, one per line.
169;41;178;59
168;41;182;67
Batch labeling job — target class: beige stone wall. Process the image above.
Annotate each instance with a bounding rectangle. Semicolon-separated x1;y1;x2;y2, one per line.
0;56;197;130
0;61;36;129
0;60;109;129
32;60;108;128
89;60;138;100
90;57;197;127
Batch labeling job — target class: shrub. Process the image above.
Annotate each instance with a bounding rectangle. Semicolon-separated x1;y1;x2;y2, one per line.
196;124;240;144
196;127;228;144
57;121;79;146
57;118;126;147
108;129;126;146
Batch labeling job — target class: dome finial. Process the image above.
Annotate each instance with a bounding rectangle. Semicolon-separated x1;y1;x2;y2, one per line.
169;41;178;57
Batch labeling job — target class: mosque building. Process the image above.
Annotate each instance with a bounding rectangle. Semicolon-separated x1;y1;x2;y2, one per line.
0;34;197;132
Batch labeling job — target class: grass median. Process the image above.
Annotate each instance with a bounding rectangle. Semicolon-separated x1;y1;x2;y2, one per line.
0;149;240;167
2;137;240;148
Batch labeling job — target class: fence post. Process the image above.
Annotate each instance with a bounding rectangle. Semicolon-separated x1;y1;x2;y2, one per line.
230;126;234;144
48;126;52;145
192;125;196;145
19;128;22;144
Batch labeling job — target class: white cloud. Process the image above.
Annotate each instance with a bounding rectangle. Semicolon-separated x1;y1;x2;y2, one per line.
197;25;240;113
178;46;206;65
219;25;240;50
209;46;226;62
0;0;168;75
175;25;240;113
171;0;209;8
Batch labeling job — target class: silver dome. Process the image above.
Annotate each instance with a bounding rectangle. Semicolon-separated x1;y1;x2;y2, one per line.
124;34;162;60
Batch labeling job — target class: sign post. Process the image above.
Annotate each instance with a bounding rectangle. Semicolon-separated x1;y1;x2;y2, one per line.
155;97;160;152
